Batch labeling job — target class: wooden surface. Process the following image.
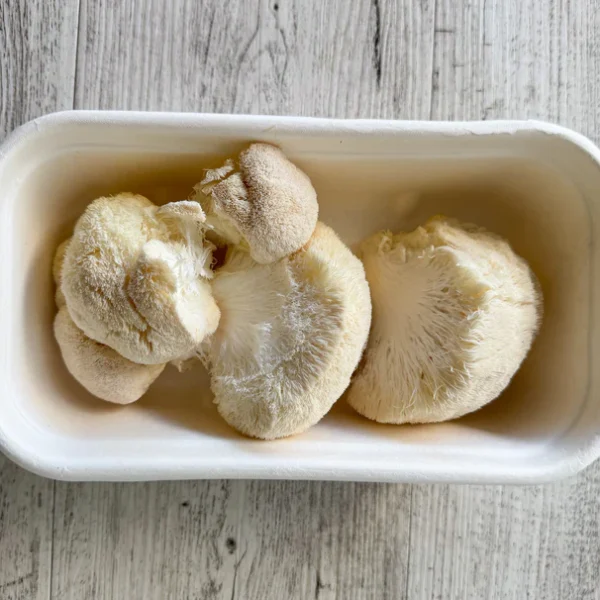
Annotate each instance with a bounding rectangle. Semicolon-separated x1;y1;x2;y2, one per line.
1;0;599;598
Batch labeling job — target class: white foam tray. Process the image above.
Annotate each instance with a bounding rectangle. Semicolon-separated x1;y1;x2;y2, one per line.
1;111;599;483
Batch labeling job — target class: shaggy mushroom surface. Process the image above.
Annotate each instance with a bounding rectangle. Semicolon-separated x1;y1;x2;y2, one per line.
207;222;372;439
347;216;542;424
61;194;220;365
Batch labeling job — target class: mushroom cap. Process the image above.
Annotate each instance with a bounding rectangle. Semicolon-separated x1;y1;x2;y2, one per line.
54;307;165;404
196;143;319;264
61;193;220;364
53;240;164;404
347;216;542;424
208;222;372;439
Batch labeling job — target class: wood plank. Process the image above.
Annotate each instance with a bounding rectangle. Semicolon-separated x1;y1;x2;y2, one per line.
0;1;78;599
73;0;262;112
0;455;54;600
232;481;411;600
409;1;600;598
430;0;600;137
408;468;600;600
51;480;242;600
256;0;436;118
0;0;79;136
52;480;412;600
74;0;436;119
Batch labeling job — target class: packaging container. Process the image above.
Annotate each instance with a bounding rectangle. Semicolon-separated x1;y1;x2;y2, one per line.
1;111;599;483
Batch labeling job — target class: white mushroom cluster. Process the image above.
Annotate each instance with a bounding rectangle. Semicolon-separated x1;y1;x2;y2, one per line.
54;143;372;438
194;144;371;439
54;144;542;439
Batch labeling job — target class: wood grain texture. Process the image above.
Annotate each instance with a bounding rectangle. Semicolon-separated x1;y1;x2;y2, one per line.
0;0;79;136
231;481;411;600
0;1;78;599
0;455;54;600
74;0;263;112
52;480;412;600
52;481;240;600
255;0;436;118
2;1;600;599
430;0;600;137
74;0;436;118
409;469;600;600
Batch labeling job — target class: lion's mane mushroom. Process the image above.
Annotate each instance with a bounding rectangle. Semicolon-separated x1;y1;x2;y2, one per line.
194;143;319;264
54;308;166;404
347;216;542;424
206;222;372;440
61;193;220;365
53;238;164;404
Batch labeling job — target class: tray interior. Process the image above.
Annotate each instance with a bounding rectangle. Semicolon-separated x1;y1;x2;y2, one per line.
1;119;595;479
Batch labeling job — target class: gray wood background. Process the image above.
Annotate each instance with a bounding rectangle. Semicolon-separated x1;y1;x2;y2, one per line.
1;0;599;598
